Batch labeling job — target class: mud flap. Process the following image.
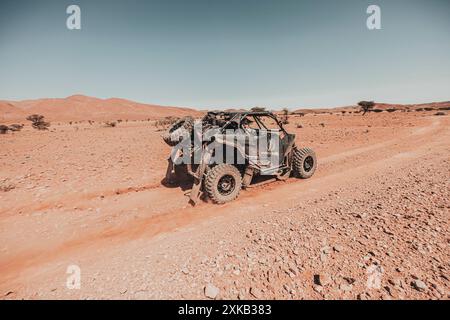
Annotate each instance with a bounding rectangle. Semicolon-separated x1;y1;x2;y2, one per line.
282;135;296;159
242;167;254;188
165;157;176;184
189;146;213;206
165;148;182;184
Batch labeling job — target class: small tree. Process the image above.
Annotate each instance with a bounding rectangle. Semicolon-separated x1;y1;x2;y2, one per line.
26;114;50;130
358;101;375;115
251;106;266;112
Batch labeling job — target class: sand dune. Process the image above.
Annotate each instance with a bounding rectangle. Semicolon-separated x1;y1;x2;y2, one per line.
0;102;27;122
0;95;201;123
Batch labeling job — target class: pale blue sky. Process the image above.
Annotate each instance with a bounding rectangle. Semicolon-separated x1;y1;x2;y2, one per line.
0;0;449;109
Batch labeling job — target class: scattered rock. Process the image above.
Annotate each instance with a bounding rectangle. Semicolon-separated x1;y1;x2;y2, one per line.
238;288;247;300
181;267;189;275
314;274;332;286
313;285;323;293
339;283;353;292
321;246;332;254
343;277;356;285
411;279;428;292
4;291;14;297
250;287;262;299
388;278;404;289
205;283;220;299
357;292;370;300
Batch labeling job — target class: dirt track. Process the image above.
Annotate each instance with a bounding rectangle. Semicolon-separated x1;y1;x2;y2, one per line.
0;112;449;299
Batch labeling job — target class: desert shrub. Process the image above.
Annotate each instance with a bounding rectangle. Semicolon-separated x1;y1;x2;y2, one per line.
8;124;24;132
251;106;266;112
0;125;9;134
372;109;383;113
26;114;50;130
27;114;42;122
117;119;123;123
105;121;117;127
357;101;375;115
386;109;397;113
154;116;179;130
438;106;450;111
424;107;434;111
416;108;424;112
434;111;446;116
296;123;303;128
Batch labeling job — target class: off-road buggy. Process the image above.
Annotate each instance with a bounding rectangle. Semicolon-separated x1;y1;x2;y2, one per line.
162;111;317;205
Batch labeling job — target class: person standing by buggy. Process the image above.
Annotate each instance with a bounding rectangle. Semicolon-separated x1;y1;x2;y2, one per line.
162;111;317;205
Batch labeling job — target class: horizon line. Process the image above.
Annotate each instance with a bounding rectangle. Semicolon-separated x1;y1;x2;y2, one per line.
1;94;449;111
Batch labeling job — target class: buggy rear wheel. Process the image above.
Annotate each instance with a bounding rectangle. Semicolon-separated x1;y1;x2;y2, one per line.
292;147;317;179
204;164;242;204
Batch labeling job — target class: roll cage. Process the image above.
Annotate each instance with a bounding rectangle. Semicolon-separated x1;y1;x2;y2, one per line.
202;111;288;134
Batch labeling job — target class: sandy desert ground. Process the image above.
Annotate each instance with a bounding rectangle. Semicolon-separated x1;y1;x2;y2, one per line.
0;107;449;300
